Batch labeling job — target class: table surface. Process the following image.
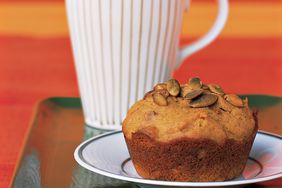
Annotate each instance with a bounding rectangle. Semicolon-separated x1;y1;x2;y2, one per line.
1;1;282;187
11;96;282;188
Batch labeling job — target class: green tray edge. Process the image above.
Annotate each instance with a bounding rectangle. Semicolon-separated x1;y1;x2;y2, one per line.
49;97;82;108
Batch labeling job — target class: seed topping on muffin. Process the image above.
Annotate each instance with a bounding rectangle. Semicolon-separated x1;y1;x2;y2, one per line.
167;79;181;96
147;77;246;108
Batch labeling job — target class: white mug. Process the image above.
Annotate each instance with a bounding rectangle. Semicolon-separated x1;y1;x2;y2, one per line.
66;0;228;130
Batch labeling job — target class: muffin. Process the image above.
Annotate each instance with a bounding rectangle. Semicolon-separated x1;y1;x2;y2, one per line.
122;78;258;182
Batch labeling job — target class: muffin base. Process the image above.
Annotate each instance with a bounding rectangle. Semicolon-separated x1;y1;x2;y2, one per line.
124;112;258;182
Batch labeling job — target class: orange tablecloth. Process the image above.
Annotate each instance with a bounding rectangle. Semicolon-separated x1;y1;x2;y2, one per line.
0;0;282;187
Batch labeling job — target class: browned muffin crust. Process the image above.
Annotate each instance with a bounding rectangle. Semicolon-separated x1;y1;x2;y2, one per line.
124;112;258;182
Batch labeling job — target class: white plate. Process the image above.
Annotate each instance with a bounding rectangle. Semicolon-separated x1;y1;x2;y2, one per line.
74;131;282;188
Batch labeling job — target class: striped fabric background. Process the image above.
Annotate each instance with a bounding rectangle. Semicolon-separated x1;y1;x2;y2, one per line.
0;0;281;187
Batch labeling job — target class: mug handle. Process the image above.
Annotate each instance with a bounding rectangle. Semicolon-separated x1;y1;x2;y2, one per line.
175;0;229;69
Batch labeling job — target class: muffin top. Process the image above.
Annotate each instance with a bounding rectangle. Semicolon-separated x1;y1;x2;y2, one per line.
122;78;256;145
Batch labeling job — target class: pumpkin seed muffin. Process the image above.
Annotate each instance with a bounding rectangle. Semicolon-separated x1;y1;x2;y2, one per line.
122;78;258;182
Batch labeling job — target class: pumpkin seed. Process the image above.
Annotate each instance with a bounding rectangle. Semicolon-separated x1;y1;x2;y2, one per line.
156;89;170;98
154;83;167;91
153;93;168;106
190;94;218;108
188;77;202;90
224;94;244;107
185;89;204;100
202;84;209;90
167;79;180;96
180;86;193;97
143;90;154;99
208;84;224;95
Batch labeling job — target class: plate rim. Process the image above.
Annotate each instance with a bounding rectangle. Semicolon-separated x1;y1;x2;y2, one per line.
74;130;282;187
